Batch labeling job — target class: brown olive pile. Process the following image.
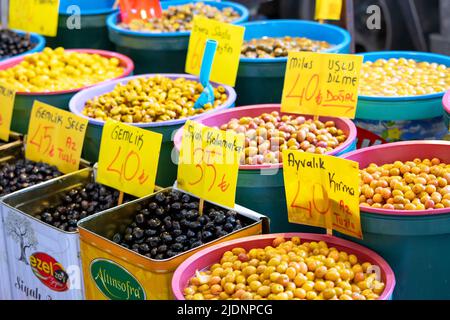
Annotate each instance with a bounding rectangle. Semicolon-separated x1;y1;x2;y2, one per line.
241;36;332;58
82;76;228;123
184;236;386;300
118;2;240;33
112;189;250;260
359;158;450;210
218;111;347;165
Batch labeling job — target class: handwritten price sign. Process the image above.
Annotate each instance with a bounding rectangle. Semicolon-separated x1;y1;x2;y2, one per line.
0;85;15;141
282;150;362;239
97;120;162;198
9;0;60;37
281;52;363;119
315;0;343;20
26;101;88;174
177;120;244;208
185;16;245;87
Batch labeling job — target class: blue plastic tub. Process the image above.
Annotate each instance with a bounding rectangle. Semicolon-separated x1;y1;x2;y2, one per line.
106;0;249;74
355;51;450;142
69;73;236;187
0;31;45;61
45;0;117;50
235;20;351;106
338;140;450;300
174;104;357;233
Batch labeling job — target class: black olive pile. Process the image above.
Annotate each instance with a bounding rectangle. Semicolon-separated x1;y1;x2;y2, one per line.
112;189;250;260
0;159;62;196
34;182;128;232
0;29;36;59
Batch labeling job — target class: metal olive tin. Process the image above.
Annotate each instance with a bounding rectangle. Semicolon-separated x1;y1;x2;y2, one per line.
78;187;270;300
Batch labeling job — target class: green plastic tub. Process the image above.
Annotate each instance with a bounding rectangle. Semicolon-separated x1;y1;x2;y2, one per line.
69;74;236;187
235;20;351;106
46;0;117;50
106;0;249;74
174;104;357;233
355;51;450;142
0;49;134;134
339;140;450;299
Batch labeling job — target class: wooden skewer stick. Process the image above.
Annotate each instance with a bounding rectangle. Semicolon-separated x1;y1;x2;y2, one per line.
326;228;333;236
118;191;124;206
199;198;204;216
113;0;120;9
319;19;324;24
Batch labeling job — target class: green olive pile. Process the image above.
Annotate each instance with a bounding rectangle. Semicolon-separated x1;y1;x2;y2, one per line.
0;159;62;196
119;2;240;33
82;76;228;123
184;236;386;300
112;189;250;260
33;183;131;232
0;47;124;92
360;158;450;210
241;36;332;58
0;29;37;59
218;111;347;165
359;58;450;96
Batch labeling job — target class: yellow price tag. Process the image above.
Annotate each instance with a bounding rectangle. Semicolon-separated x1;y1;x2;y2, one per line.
177;120;244;208
9;0;60;37
185;16;245;87
281;51;363;119
0;85;15;142
97;120;162;198
315;0;343;21
26;101;88;174
282;150;362;239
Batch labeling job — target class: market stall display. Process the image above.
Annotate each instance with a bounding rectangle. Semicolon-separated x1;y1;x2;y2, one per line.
78;187;269;300
45;0;117;50
172;233;396;300
0;48;133;134
106;0;249;74
0;30;45;60
174;104;357;233
355;52;450;142
235;20;351;106
339;140;450;299
69;73;236;187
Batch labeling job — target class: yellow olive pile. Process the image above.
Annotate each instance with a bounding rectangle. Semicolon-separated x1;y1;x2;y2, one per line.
241;36;332;58
0;47;124;92
82;76;228;123
218;112;347;165
359;58;450;97
184;237;386;300
359;158;450;210
119;2;240;33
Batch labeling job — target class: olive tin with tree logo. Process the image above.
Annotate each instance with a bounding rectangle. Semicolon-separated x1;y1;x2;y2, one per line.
78;187;269;300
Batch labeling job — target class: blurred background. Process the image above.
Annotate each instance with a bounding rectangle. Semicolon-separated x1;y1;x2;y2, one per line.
234;0;449;54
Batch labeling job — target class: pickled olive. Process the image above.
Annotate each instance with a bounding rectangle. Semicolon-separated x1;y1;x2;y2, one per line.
359;158;450;211
359;58;450;97
0;29;37;59
218;112;346;165
0;47;124;92
184;237;385;300
119;2;240;33
113;190;250;260
33;183;130;231
82;76;228;123
0;159;62;196
241;36;331;58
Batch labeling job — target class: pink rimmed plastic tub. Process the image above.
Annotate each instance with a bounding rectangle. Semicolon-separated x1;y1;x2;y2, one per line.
338;140;450;299
70;73;236;187
172;233;396;300
174;104;357;233
0;49;134;134
444;90;450;130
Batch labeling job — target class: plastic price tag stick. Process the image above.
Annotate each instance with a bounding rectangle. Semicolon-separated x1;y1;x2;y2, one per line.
0;85;15;142
119;0;162;24
194;40;218;110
